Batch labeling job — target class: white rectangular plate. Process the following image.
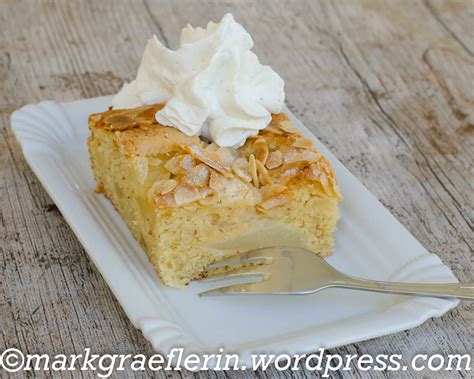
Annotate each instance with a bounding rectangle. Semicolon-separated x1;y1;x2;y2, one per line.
11;96;458;365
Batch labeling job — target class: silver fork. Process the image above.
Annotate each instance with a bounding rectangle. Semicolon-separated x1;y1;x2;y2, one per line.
197;247;474;299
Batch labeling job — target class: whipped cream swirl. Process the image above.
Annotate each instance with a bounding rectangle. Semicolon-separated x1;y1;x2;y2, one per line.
112;13;285;147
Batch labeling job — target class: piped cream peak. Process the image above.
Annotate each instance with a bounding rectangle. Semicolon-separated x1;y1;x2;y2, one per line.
112;13;285;148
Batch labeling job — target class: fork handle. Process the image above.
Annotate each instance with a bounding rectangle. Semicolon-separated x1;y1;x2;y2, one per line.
333;277;474;300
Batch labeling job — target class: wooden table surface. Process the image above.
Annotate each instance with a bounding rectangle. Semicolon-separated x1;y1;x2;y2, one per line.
1;0;472;377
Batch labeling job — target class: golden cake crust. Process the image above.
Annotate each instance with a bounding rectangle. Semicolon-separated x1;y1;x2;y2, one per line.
89;104;342;212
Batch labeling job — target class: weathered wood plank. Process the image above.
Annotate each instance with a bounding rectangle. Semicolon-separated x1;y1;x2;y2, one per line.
1;0;472;377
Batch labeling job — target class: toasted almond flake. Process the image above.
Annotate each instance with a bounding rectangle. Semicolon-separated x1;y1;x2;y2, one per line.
161;180;177;194
304;164;322;182
162;180;177;194
154;192;177;208
320;171;329;192
265;150;283;169
174;185;211;206
261;183;287;198
209;170;227;191
278;119;298;133
198;196;219;206
164;154;196;175
147;179;177;202
183;145;233;178
292;137;314;149
305;161;337;195
103;114;137;130
219;178;249;204
179;154;196;171
209;176;250;205
247;187;262;204
323;157;335;176
256;159;272;185
256;194;289;212
104;114;134;124
254;138;269;165
281;166;299;179
248;154;259;188
263;125;284;135
184;164;210;187
216;147;237;166
231;158;252;182
283;148;320;165
256;148;269;165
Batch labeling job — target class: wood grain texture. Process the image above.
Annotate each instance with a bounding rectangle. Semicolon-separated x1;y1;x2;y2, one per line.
0;0;472;377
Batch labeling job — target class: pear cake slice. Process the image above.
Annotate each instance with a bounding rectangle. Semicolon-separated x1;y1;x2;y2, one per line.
87;104;342;288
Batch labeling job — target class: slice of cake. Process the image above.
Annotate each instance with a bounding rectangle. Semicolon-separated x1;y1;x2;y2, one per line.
88;104;342;287
88;13;342;287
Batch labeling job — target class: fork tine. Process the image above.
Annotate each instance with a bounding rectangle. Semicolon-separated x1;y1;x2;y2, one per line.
206;250;273;269
198;266;268;282
198;277;268;296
